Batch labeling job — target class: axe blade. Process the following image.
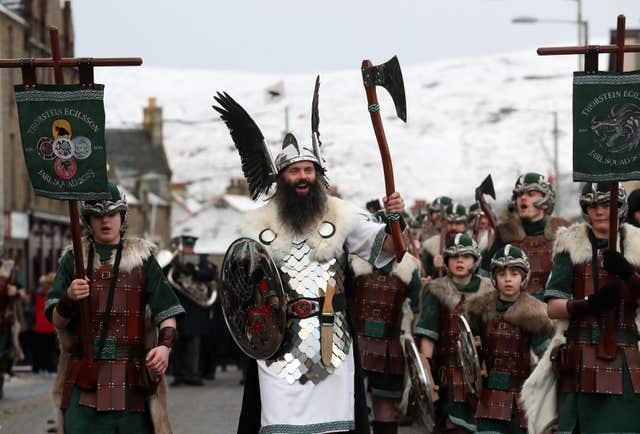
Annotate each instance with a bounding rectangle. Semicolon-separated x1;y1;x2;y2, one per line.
362;55;407;122
476;174;496;201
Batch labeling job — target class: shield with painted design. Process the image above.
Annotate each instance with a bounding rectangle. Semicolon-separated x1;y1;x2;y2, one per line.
221;237;286;359
457;314;482;397
404;338;435;432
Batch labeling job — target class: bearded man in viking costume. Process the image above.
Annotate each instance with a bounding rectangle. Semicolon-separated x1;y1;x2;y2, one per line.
522;182;640;434
349;212;422;434
481;173;569;297
213;77;406;434
45;182;184;434
421;196;452;241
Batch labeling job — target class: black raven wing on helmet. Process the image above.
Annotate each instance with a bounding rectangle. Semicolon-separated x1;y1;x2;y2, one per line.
213;92;277;200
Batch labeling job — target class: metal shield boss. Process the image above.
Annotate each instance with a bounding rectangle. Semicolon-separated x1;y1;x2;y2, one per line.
221;238;286;359
404;338;435;432
456;314;482;397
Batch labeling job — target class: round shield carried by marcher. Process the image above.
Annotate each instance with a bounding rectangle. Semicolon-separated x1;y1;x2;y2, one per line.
404;338;435;432
220;237;286;360
457;314;482;397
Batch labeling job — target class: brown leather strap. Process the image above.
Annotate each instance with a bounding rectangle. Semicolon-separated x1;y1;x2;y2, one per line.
158;326;177;348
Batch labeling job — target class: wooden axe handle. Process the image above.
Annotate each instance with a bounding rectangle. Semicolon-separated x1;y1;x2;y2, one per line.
362;59;405;262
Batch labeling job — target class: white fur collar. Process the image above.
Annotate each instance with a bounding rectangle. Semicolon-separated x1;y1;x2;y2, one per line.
422;234;440;257
349;253;420;285
427;275;495;311
553;222;640;266
241;196;362;262
62;237;157;273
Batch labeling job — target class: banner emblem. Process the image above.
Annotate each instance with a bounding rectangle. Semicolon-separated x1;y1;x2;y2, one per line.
14;84;109;200
573;72;640;181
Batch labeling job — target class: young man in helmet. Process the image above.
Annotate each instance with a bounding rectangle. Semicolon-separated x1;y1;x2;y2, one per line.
349;212;422;434
415;233;494;433
523;182;640;434
466;245;552;434
45;182;185;434
421;196;453;241
481;173;569;297
422;202;468;277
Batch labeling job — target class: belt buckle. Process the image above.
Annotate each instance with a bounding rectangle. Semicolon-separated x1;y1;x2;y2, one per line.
101;271;112;280
293;299;313;318
321;312;335;326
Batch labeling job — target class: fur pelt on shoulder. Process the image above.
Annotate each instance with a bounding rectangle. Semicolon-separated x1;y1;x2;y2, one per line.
421;234;440;258
52;307;172;434
498;214;570;243
553;222;640;266
241;196;362;263
61;237;157;274
520;319;567;434
426;275;495;311
349;253;420;285
466;291;553;335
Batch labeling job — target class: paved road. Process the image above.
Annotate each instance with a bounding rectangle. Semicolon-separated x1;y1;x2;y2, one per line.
0;368;422;434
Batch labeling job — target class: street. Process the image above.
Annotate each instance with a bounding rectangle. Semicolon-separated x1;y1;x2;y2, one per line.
0;369;422;434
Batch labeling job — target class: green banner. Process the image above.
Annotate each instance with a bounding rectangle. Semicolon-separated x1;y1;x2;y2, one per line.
573;71;640;182
14;84;109;200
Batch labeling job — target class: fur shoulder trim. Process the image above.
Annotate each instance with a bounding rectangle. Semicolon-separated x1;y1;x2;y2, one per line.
544;216;571;241
465;289;497;320
552;223;590;264
497;213;525;243
241;196;362;262
622;223;640;267
350;255;373;277
503;293;554;335
61;237;156;273
422;234;440;257
427;275;495;311
350;253;421;285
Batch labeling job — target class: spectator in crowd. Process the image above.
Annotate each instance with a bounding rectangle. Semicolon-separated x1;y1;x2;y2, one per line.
32;272;58;374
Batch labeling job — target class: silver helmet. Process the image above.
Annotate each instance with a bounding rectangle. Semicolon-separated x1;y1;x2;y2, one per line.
443;233;481;273
490;244;531;289
579;182;627;226
511;172;555;214
80;181;128;233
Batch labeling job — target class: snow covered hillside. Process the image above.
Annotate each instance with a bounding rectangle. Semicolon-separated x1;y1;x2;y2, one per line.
95;49;583;216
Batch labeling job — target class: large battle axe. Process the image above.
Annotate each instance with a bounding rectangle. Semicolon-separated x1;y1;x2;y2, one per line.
361;56;407;262
474;174;498;248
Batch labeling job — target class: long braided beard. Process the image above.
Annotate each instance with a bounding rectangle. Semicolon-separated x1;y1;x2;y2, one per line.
275;176;327;234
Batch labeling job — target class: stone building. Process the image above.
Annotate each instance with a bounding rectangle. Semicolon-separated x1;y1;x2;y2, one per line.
0;0;75;288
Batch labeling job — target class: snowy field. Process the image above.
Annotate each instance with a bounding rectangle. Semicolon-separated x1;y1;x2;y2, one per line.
95;48;584;217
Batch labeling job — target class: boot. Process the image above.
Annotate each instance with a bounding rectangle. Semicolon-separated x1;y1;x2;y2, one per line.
371;421;398;434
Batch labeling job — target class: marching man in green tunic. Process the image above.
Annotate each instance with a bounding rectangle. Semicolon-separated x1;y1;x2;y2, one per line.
481;173;569;297
466;245;553;434
422;202;469;277
415;233;494;433
523;182;640;434
45;182;185;434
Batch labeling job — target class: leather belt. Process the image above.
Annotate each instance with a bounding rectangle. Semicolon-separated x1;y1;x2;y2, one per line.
565;326;638;346
287;294;347;319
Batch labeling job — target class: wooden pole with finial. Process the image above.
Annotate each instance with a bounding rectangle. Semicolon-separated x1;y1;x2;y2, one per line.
0;26;142;380
538;15;640;360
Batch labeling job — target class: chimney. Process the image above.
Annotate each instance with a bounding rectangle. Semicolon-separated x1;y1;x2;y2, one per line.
143;97;163;147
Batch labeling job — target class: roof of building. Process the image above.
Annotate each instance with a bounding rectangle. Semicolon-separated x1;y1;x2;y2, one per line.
105;128;172;181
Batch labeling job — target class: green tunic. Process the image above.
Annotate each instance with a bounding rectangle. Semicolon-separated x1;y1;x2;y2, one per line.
45;241;184;434
543;236;640;434
415;275;483;432
476;298;550;434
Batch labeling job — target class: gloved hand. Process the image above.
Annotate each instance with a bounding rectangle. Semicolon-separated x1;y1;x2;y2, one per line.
567;280;622;316
587;280;623;313
603;250;635;280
